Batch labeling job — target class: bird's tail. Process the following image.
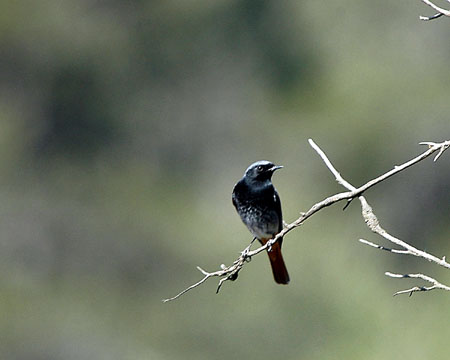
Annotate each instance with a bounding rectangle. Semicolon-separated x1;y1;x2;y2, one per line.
264;239;290;284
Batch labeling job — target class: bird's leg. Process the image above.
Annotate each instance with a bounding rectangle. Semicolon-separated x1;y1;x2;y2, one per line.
241;237;256;261
266;238;273;253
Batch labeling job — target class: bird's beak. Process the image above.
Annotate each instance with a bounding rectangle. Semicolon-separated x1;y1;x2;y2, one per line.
269;165;283;172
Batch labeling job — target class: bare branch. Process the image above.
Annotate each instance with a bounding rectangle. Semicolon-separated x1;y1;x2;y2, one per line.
308;139;356;191
358;197;450;270
385;272;450;296
420;0;450;21
163;139;450;302
311;139;450;295
358;239;411;255
310;139;450;196
162;267;222;303
420;12;443;21
419;141;450;161
311;138;450;267
162;243;254;302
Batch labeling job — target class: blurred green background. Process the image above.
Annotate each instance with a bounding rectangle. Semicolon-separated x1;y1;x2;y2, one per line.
1;1;449;359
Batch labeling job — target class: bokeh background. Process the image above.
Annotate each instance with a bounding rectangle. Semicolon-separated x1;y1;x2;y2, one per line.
1;1;449;359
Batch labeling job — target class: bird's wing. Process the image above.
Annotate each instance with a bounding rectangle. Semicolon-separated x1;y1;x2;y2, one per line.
273;189;283;233
231;181;241;209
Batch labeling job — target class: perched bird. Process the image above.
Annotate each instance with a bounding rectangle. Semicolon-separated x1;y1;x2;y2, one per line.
232;160;289;284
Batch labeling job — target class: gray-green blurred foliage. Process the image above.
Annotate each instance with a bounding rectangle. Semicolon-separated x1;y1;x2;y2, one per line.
0;0;449;359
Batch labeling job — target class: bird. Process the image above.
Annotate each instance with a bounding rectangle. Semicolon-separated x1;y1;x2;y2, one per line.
232;160;289;284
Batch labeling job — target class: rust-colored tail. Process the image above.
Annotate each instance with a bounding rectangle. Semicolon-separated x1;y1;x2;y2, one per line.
265;240;290;284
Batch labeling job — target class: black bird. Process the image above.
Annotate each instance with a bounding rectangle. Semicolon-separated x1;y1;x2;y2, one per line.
232;160;289;284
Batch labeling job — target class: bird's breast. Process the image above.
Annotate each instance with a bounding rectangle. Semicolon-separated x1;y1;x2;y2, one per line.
235;201;279;239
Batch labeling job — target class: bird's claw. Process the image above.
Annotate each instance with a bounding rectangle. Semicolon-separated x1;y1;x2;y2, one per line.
241;247;252;262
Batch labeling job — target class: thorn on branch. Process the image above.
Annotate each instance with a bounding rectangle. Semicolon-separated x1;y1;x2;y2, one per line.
216;277;227;293
342;198;353;211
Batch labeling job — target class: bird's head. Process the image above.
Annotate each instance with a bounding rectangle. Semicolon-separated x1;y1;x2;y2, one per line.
244;160;283;182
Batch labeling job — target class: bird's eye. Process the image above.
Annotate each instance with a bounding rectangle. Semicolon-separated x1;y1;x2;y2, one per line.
257;165;263;171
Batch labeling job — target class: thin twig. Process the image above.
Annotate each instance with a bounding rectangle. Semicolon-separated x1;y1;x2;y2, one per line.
308;139;356;191
385;272;450;296
359;239;411;255
420;0;450;21
420;12;443;21
162;267;222;302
